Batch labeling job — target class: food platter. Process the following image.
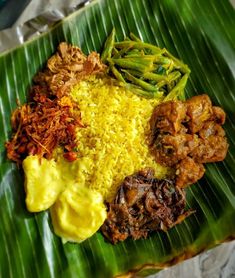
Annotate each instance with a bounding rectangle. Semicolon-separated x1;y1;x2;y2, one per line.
0;0;235;277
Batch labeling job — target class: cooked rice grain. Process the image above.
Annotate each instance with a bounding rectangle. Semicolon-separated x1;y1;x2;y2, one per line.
71;77;169;200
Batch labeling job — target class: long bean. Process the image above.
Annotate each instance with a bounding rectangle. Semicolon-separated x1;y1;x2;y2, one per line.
110;65;126;83
101;30;190;99
113;46;131;59
130;32;142;42
115;41;164;55
128;70;167;82
123;70;158;92
112;47;119;56
164;73;189;101
166;71;181;83
109;57;154;73
101;28;116;62
125;84;163;99
165;50;191;74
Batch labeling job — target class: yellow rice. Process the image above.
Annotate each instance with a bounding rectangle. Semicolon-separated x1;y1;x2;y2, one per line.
71;76;169;201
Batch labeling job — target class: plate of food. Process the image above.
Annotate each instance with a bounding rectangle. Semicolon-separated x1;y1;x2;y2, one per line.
0;0;235;277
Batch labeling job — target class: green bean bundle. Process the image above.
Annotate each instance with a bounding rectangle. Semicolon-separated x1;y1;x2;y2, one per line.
101;28;190;99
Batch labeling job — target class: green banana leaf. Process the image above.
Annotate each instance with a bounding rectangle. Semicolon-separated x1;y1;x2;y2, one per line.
0;0;235;277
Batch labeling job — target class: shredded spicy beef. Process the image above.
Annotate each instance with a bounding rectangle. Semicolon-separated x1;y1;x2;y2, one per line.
101;169;193;244
34;42;106;98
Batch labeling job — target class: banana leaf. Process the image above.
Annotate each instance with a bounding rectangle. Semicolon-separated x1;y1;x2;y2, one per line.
0;0;235;277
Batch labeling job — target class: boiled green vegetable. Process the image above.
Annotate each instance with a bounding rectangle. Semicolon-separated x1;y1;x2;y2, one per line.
122;70;158;92
102;30;190;98
101;28;116;63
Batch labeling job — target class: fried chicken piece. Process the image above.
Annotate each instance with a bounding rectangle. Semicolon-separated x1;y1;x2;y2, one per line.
152;134;199;166
193;117;228;163
149;94;228;188
176;157;205;188
212;106;226;125
199;121;225;139
186;94;213;133
191;136;228;163
150;100;187;141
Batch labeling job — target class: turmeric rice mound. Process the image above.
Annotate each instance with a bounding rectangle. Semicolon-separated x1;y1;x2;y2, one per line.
71;76;169;201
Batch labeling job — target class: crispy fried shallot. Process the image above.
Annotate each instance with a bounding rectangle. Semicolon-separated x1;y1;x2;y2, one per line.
5;87;83;164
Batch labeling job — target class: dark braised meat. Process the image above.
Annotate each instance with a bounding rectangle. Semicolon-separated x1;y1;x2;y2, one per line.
101;169;192;244
150;94;228;187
